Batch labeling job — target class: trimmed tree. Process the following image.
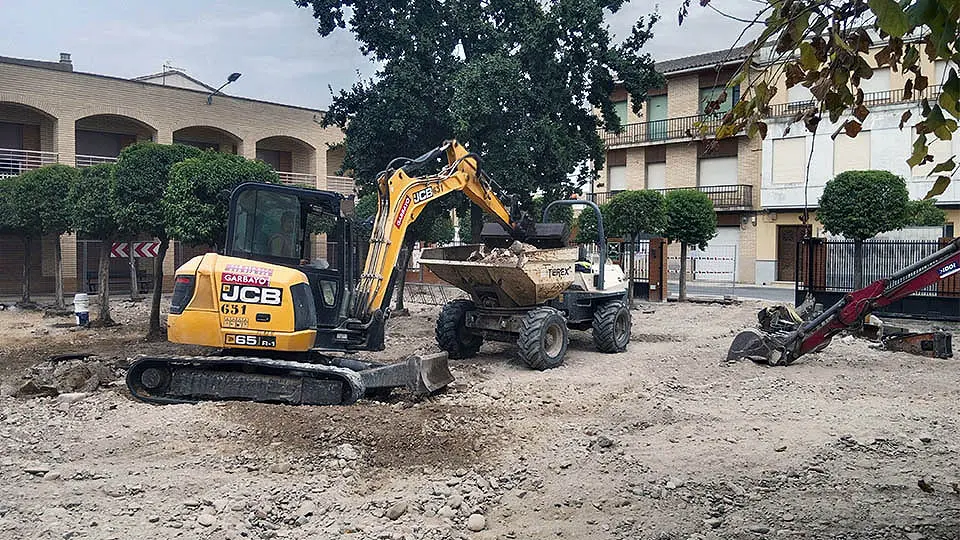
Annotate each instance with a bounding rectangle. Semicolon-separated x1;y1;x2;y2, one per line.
664;190;717;302
164;153;280;250
905;199;947;227
606;190;667;238
70;164;122;325
606;190;667;305
11;165;79;308
113;142;203;338
817;170;909;288
574;203;611;245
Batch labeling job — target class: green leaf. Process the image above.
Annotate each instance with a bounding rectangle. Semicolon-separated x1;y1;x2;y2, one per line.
926;175;952;198
869;0;910;37
799;42;819;71
932;157;957;173
908;135;929;168
939;68;960;118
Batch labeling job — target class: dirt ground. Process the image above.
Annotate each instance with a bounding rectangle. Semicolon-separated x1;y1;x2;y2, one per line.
0;298;958;540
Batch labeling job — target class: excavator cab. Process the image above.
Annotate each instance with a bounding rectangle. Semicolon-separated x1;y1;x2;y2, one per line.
225;183;357;334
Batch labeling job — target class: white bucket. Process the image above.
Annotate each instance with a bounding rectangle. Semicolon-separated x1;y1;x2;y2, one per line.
73;293;89;326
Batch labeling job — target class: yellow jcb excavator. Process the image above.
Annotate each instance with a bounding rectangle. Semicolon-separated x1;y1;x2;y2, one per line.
126;140;543;405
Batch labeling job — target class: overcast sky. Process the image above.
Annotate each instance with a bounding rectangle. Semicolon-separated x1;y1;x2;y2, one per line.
0;0;760;111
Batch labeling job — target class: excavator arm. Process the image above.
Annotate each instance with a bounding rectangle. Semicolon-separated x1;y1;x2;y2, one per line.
728;237;960;365
352;140;520;318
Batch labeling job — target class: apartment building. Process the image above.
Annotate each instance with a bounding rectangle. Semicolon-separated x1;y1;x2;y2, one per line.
593;46;761;284
0;52;351;296
756;44;957;284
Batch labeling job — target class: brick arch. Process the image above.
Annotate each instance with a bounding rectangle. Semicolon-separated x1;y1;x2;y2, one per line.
0;94;60;121
73;106;159;135
172;125;241;141
255;134;316;151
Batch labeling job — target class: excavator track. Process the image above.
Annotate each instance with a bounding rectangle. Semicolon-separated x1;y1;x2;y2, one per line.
126;355;364;406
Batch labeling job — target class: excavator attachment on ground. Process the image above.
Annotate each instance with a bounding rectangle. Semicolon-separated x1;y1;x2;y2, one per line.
728;238;960;366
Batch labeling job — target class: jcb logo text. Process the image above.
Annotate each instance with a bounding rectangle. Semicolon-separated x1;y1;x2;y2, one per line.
220;284;282;306
412;187;434;203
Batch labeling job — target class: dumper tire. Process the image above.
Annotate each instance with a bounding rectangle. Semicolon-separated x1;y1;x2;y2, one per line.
518;307;568;370
592;300;631;353
436;300;483;359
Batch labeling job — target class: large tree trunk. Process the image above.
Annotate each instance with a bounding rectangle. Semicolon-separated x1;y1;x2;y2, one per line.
97;235;114;325
21;235;32;305
394;237;416;313
853;238;864;289
147;238;168;340
679;242;688;302
128;241;140;301
54;234;64;309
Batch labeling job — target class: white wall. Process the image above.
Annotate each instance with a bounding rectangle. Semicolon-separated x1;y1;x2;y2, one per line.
761;101;957;208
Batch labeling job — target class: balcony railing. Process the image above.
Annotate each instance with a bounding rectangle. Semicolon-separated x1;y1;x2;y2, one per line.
276;171;317;188
601;113;728;147
326;175;355;196
768;84;943;118
75;154;118;168
587;184;753;210
0;148;59;178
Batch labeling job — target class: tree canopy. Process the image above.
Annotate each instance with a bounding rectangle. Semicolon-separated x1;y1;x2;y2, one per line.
904;198;947;227
664;189;717;250
11;164;78;239
297;0;663;207
817;170;909;241
684;0;960;197
113;143;204;241
574;203;611;245
71;164;121;240
605;190;666;238
164;153;279;248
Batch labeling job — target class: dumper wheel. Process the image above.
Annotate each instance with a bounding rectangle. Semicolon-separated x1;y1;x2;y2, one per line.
518;307;568;370
436;300;483;359
592;300;631;353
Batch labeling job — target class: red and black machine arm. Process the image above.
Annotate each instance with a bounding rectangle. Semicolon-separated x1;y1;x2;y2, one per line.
729;238;960;365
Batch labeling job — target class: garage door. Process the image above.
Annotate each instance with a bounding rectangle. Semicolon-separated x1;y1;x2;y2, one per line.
690;226;739;282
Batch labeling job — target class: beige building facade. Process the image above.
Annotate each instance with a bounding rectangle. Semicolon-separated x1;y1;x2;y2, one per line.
0;53;351;296
595;47;761;284
755;41;957;284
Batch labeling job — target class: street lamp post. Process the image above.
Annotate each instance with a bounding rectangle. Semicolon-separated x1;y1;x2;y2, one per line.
206;72;242;105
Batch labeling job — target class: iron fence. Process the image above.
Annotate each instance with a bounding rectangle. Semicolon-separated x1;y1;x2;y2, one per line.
588;185;752;210
796;237;960;320
768;85;943;118
600;113;728;146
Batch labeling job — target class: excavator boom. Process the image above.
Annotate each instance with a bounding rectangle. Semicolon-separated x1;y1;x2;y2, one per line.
354;140;521;318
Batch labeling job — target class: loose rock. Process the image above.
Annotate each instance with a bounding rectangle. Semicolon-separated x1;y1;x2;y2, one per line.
197;514;215;527
385;502;407;521
466;514;486;532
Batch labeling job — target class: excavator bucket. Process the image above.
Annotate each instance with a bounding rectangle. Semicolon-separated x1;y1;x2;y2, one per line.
357;352;454;395
727;328;782;365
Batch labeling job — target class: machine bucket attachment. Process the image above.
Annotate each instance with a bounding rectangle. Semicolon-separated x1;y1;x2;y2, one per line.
727;329;782;365
357;352;454;395
881;331;953;359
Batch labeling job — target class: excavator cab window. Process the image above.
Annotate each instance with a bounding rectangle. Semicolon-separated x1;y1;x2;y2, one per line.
231;189;304;264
